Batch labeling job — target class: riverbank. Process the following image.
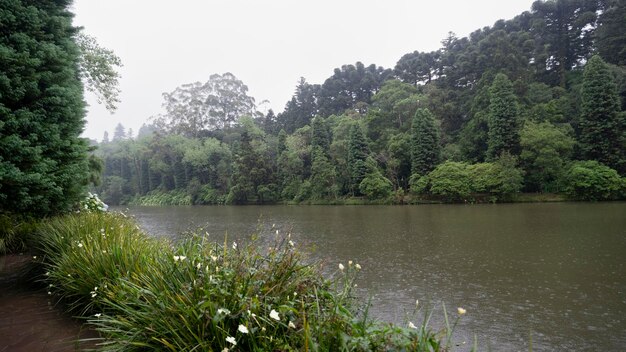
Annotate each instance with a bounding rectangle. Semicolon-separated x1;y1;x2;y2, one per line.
0;254;98;352
23;211;465;351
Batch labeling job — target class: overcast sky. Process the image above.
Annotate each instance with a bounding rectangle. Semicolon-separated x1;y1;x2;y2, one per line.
71;0;537;141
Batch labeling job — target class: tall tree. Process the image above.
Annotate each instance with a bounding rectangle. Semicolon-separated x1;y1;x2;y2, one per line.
531;0;598;86
278;78;320;133
318;62;392;117
161;73;256;136
487;73;521;160
595;0;626;66
578;55;624;172
410;108;441;176
347;124;369;195
0;0;89;215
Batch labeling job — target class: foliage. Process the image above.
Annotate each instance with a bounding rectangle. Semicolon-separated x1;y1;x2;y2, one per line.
35;212;459;351
75;33;122;113
410;108;441;176
159;73;256;136
578;55;625;172
347;124;370;195
563;160;625;200
0;0;90;216
520;121;575;192
79;192;109;212
487;73;520;160
0;214;38;255
419;161;472;202
128;190;193;206
359;170;393;200
92;0;626;205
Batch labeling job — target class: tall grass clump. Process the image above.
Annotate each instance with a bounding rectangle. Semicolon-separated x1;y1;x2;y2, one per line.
36;212;167;314
37;212;464;351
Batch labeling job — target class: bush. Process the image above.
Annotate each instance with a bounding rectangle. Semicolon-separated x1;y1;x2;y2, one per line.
563;161;625;200
35;212;460;351
359;171;393;200
0;214;38;254
128;190;193;206
424;161;472;202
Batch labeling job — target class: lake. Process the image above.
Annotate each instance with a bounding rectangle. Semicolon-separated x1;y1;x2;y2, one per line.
116;202;626;351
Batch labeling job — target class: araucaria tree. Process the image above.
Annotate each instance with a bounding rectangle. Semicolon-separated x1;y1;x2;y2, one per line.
578;55;624;172
347;124;369;195
410;108;440;176
487;73;520;160
0;0;89;216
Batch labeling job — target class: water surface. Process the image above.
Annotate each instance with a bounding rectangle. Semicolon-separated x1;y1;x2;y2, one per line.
118;203;626;351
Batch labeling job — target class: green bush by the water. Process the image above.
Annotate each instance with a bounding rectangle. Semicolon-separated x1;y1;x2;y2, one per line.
35;212;467;351
128;189;193;206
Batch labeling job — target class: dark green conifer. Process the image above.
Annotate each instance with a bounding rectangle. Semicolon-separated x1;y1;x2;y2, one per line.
410;108;440;176
0;0;89;215
578;55;624;172
487;73;520;160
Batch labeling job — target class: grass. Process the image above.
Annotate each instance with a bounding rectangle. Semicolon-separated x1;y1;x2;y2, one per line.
34;211;468;351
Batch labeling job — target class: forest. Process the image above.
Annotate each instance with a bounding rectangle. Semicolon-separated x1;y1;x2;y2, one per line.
93;0;626;205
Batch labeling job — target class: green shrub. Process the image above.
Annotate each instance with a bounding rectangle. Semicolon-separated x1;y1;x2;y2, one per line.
128;190;193;206
425;161;472;202
563;161;625;200
0;214;38;254
359;171;393;200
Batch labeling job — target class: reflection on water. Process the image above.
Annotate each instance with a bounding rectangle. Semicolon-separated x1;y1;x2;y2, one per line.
117;202;626;351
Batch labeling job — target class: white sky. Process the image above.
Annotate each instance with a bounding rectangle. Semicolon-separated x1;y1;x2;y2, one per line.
71;0;536;141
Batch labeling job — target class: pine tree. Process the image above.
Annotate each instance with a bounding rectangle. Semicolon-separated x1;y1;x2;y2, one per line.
410;108;441;176
0;0;89;215
578;55;624;172
347;124;369;195
487;73;520;160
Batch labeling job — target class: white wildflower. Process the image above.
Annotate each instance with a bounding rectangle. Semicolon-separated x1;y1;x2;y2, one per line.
94;313;102;318
338;263;345;271
269;309;280;321
232;242;237;250
288;240;295;247
457;307;467;315
78;242;83;248
238;324;249;334
348;260;353;266
211;255;218;262
226;336;237;346
288;321;296;329
32;256;37;259
217;308;230;315
196;263;201;270
355;263;361;270
408;321;417;329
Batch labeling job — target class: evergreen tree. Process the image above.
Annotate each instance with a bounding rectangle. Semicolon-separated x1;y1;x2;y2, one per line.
311;117;330;152
487;73;520;160
113;123;126;141
578;55;624;172
410;108;441;176
0;0;89;216
347;124;369;195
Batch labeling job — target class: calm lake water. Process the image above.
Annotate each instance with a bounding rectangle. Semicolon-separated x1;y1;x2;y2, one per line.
116;203;626;351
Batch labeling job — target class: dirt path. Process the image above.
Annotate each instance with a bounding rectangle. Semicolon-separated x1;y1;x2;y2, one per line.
0;254;98;352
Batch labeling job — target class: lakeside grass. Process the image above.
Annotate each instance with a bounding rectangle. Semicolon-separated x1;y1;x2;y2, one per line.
32;211;468;351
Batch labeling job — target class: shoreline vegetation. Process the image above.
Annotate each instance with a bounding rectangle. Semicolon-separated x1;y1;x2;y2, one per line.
125;190;571;206
13;210;471;351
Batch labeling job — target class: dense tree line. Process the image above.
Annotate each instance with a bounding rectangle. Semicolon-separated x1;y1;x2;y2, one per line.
95;0;626;205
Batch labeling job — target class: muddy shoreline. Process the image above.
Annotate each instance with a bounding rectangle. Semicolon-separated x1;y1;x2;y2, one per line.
0;254;98;352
